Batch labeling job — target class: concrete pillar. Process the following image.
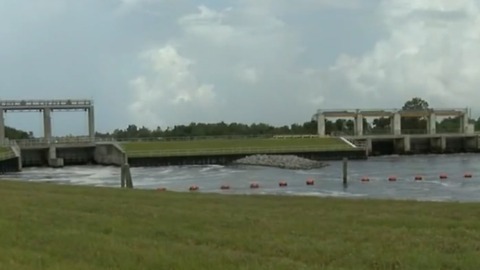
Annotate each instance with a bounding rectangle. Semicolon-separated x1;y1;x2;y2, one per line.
430;137;446;152
404;136;411;153
394;136;411;154
441;136;446;152
428;113;436;134
317;113;325;136
355;114;363;136
366;138;372;154
391;113;401;135
460;112;469;134
88;106;95;139
43;108;52;142
0;109;4;144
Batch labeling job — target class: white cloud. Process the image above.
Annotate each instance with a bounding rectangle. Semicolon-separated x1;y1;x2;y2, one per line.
129;45;218;127
128;3;328;128
322;0;480;109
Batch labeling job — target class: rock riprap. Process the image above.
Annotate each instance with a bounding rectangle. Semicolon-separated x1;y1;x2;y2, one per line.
232;154;328;170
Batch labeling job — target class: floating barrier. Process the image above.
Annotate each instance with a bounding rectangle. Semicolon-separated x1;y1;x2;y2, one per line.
388;176;397;182
189;185;199;191
250;182;260;189
464;173;473;178
306;178;315;185
220;185;230;190
439;174;448;180
361;176;370;182
279;181;288;187
414;176;423;181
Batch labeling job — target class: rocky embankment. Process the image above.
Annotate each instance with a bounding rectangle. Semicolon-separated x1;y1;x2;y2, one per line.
232;154;328;170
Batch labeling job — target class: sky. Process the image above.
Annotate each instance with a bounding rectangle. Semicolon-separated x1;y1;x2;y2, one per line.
1;0;480;136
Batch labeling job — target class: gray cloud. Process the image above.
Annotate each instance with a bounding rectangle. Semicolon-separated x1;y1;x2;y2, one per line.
2;0;478;137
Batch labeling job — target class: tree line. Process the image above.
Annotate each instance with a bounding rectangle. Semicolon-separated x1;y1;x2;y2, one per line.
3;97;480;140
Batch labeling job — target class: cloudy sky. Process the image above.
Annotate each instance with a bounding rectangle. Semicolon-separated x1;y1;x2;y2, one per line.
1;0;479;136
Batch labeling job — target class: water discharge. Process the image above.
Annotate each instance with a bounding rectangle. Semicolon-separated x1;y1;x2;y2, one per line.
2;154;480;202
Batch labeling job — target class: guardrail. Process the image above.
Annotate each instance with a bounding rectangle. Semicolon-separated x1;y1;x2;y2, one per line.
126;145;355;158
0;99;92;107
15;136;96;147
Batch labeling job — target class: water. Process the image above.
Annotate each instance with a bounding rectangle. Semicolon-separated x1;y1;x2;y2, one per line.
2;154;480;202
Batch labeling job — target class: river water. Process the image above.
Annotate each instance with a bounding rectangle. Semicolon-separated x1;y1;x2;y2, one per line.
2;154;480;202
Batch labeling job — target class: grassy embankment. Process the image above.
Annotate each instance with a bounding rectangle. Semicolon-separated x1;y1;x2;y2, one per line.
0;147;12;160
1;180;480;269
121;137;354;157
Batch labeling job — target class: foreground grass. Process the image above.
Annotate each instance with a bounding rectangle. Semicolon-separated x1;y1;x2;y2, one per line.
122;137;352;154
1;180;480;269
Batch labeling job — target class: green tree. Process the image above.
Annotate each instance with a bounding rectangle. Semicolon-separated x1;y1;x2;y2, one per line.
371;117;391;134
5;126;33;139
401;97;429;134
402;97;429;111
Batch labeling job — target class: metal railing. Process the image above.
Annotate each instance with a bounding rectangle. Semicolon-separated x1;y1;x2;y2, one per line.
126;145;354;158
114;134;279;142
15;136;96;147
0;99;92;107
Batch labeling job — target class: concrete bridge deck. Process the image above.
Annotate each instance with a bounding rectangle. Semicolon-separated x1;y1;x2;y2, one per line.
314;107;473;136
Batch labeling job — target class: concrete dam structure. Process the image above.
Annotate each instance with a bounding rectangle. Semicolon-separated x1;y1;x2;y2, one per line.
313;108;480;155
0;99;126;173
0;99;365;173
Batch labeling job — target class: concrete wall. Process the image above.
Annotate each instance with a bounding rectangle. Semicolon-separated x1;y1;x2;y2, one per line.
94;143;126;166
21;149;49;167
57;147;95;165
0;157;20;173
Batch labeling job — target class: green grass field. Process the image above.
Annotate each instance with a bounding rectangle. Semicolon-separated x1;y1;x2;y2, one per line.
1;180;480;269
121;137;353;156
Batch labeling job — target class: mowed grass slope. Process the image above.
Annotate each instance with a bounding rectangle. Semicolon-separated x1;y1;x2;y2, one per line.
0;147;12;160
1;180;480;270
122;137;353;154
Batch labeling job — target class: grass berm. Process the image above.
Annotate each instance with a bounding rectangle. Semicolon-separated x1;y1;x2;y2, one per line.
121;137;353;156
1;180;479;269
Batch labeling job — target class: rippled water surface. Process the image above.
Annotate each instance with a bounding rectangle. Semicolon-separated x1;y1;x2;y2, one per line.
2;154;480;202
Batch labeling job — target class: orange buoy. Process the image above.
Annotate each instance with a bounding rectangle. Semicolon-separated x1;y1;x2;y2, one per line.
189;185;199;191
439;174;448;180
279;181;288;187
361;176;370;182
306;179;315;186
464;173;473;178
250;182;260;189
414;176;423;181
220;185;230;190
156;187;167;192
388;176;397;182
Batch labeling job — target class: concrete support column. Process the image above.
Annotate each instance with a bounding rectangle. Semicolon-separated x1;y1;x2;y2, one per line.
404;136;411;153
391;113;401;135
317;113;325;136
460;112;469;134
366;138;372;155
43;108;52;142
0;109;5;144
428;113;436;134
355;114;363;136
430;137;446;153
88;106;95;139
